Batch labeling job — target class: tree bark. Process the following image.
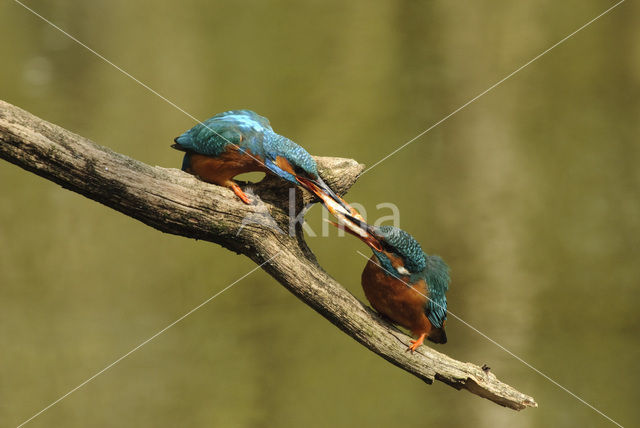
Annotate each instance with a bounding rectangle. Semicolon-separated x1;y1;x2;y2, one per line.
0;99;537;411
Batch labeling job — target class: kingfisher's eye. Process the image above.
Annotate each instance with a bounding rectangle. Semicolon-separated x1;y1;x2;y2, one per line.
397;266;410;276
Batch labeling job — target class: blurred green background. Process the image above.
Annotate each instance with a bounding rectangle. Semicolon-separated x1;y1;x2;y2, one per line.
1;1;639;427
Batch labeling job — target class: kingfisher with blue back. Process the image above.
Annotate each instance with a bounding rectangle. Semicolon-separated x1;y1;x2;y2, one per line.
172;110;353;216
334;222;450;352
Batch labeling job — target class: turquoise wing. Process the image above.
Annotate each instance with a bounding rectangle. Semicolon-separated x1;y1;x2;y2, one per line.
423;255;450;328
174;110;271;157
229;109;272;130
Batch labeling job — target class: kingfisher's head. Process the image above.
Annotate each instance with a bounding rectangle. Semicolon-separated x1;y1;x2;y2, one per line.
334;221;426;279
368;226;426;278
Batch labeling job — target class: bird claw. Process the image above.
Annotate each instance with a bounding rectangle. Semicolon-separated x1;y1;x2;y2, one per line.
405;341;420;354
231;183;252;204
405;334;426;354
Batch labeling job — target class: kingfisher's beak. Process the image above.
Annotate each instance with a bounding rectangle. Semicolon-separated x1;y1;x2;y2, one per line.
296;176;364;220
295;176;379;249
326;217;383;252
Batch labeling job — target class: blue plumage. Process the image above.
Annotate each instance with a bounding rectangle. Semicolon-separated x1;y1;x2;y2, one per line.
174;110;319;184
423;254;449;328
175;110;270;157
373;226;426;275
371;226;450;329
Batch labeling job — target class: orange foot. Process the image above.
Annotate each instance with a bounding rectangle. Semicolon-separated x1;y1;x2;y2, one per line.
230;182;251;204
406;333;426;353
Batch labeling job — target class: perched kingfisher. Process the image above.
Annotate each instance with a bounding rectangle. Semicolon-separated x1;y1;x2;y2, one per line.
336;223;450;352
172;110;350;212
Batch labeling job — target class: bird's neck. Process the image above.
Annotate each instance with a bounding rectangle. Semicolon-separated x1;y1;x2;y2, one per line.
372;250;403;280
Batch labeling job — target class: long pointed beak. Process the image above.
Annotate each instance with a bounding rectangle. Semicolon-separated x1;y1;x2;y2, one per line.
326;218;383;252
296;176;362;219
295;176;380;250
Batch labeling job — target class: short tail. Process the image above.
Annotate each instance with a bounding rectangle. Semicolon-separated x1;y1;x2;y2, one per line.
427;327;447;344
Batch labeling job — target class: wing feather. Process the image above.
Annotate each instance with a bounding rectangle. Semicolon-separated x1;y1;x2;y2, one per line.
173;110;270;157
424;255;450;328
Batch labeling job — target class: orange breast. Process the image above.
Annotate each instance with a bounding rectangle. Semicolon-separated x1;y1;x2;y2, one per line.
187;147;268;186
361;255;433;337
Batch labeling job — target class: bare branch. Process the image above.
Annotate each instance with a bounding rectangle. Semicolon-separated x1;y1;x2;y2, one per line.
0;100;537;410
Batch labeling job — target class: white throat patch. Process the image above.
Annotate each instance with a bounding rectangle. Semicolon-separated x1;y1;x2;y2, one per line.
397;266;410;276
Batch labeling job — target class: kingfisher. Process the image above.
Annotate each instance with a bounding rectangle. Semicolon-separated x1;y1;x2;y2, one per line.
172;110;351;213
335;222;450;352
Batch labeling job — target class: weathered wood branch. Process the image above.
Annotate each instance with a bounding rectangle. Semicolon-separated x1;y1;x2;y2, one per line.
0;100;537;410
